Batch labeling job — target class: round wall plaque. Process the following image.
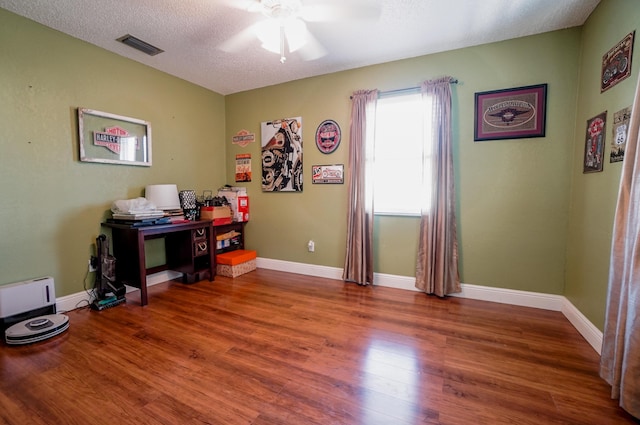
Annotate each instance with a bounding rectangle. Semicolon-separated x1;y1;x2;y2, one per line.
315;119;341;154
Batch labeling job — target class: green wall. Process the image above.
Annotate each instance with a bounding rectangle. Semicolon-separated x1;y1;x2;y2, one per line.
564;0;640;330
226;29;581;296
226;0;640;330
0;9;226;297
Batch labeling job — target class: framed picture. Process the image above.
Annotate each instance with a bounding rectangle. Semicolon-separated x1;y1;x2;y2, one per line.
584;111;607;173
78;108;151;166
312;164;344;184
601;31;635;93
474;84;547;141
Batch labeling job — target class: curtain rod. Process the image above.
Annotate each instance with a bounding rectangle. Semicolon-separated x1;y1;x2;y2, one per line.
350;78;458;99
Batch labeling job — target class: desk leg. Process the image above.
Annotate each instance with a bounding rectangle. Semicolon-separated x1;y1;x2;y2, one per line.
209;224;215;281
136;232;148;306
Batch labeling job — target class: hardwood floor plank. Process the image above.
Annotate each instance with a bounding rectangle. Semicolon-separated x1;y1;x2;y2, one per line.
0;268;638;424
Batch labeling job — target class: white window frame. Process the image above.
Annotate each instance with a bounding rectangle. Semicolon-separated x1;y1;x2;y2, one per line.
369;90;432;216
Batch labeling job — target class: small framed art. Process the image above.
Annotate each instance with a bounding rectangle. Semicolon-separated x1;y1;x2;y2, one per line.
312;164;344;184
584;111;607;173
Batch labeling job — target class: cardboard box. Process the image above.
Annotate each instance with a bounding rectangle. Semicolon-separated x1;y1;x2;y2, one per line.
216;230;241;249
200;205;231;222
216;249;257;277
218;189;249;222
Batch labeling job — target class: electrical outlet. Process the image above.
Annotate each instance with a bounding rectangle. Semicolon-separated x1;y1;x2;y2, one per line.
88;257;97;272
307;240;315;252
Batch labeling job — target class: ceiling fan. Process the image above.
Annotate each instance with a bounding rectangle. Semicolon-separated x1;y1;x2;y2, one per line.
220;0;380;63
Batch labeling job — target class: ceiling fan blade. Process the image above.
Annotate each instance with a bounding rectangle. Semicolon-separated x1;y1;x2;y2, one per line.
218;0;261;13
300;1;381;22
295;27;327;61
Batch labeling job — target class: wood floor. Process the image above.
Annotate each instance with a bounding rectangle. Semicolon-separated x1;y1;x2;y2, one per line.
0;268;637;425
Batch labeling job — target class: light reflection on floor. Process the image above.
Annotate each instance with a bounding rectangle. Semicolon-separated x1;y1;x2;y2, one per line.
361;338;421;424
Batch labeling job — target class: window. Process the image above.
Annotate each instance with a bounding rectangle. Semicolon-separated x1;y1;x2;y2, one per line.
370;91;432;216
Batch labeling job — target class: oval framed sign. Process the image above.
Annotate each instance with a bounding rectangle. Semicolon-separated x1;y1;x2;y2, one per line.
315;119;341;154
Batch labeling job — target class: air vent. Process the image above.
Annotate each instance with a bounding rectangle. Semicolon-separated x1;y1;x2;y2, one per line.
117;34;164;56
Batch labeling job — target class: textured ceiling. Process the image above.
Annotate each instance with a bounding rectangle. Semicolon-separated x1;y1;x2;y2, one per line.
0;0;600;95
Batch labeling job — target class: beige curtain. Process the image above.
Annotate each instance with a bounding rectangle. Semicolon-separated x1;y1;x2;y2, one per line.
415;77;461;296
600;72;640;419
343;90;377;285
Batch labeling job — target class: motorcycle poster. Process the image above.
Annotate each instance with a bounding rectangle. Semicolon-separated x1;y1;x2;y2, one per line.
261;117;303;192
601;31;634;93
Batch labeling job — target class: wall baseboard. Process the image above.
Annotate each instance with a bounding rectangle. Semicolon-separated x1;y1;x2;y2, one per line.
58;259;603;354
257;257;603;354
561;297;603;355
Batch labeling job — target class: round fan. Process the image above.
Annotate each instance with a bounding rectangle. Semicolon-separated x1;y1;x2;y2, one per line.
220;0;380;63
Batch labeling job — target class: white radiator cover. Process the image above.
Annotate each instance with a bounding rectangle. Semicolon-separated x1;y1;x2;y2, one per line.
0;277;55;319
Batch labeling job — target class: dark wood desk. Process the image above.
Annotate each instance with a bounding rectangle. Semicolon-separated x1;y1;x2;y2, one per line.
103;220;215;306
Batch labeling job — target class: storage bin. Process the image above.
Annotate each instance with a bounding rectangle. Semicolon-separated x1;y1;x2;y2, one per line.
216;249;257;277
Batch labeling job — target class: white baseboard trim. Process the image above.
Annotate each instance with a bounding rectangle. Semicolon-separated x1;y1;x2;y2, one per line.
57;259;603;354
257;257;343;280
56;290;93;313
256;257;602;353
561;298;603;355
56;270;182;313
451;283;565;311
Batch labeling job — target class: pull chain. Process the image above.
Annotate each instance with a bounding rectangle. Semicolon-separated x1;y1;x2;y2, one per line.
279;25;286;63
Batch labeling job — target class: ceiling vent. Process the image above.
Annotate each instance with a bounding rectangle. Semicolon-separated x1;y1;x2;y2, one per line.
116;34;164;56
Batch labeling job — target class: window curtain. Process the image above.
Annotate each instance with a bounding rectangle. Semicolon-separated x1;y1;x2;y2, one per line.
343;89;378;286
600;72;640;419
415;77;461;297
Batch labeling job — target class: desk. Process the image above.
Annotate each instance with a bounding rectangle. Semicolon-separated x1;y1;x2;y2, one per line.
103;220;215;306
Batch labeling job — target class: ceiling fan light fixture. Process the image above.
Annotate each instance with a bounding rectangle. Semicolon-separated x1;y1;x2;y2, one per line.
259;0;302;20
254;15;308;61
255;20;281;53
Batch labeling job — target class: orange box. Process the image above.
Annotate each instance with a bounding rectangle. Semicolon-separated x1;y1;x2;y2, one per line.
216;249;257;265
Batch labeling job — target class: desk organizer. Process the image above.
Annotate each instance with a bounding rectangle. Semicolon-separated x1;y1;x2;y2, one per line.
216;249;257;278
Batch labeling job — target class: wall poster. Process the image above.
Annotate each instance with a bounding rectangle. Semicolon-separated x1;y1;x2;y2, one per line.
235;153;252;182
584;111;607;173
601;31;635;93
610;106;631;163
261;117;303;192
